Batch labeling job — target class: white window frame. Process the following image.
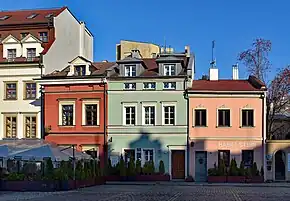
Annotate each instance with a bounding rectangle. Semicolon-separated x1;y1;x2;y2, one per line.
122;103;137;126
124;65;136;77
7;49;16;60
82;99;100;126
163;64;176;76
216;107;231;127
58;100;76;126
162;102;176;125
142;103;157;125
240;107;255;128
143;82;156;90
163;82;176;90
81;145;100;159
124;83;136;90
142;148;155;165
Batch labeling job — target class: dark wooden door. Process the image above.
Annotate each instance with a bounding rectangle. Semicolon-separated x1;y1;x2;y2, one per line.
171;150;185;179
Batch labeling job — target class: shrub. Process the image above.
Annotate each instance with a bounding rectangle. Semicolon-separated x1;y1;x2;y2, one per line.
229;158;239;176
119;155;126;177
158;160;165;175
260;166;264;177
208;163;218;176
148;161;155;174
218;160;226;176
135;159;141;175
251;162;259;176
239;161;245;176
127;156;136;176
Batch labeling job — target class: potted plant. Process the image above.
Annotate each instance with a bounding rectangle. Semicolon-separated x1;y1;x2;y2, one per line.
126;156;136;181
207;162;227;183
158;160;165;175
119;155;126;181
227;158;245;183
246;163;264;183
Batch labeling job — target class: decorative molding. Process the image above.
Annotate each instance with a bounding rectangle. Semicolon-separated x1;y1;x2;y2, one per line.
219;104;227;108
196;104;205;108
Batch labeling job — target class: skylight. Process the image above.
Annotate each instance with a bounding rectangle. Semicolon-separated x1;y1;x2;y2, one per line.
45;13;54;18
27;13;38;19
0;15;10;20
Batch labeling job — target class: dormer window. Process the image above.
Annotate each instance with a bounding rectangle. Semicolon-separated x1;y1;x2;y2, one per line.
39;32;48;42
27;48;36;61
75;65;86;76
7;49;16;61
125;65;136;77
27;13;38;19
0;15;10;21
164;64;176;76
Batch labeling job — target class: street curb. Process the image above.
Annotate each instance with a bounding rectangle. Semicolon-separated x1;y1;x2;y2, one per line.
105;182;290;188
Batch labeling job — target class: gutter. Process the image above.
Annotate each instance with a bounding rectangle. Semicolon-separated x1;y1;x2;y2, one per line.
262;91;267;181
183;76;189;178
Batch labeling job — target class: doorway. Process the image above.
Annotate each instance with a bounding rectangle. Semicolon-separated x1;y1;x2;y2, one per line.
195;151;207;182
171;150;185;179
275;150;286;181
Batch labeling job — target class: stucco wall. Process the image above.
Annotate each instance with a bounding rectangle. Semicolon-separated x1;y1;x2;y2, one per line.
0;64;41;139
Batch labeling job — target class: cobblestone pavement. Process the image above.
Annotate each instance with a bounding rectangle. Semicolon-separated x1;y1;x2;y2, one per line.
2;184;290;201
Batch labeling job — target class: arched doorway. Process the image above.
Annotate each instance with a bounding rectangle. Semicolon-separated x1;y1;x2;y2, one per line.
275;150;286;181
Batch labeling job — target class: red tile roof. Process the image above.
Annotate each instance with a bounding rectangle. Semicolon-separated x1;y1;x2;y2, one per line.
0;7;66;25
189;77;266;91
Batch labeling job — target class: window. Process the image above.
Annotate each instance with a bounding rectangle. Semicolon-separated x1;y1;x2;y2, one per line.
143;106;155;125
75;65;86;76
7;49;16;61
27;48;36;60
164;64;176;76
195;109;207;127
124;149;135;164
163;82;176;90
61;105;74;126
143;82;156;90
5;82;17;100
84;104;98;126
5;116;17;138
242;109;254;127
25;82;36;99
27;13;38;19
124;83;136;90
218;150;230;167
143;149;154;162
124;65;136;77
21;32;28;39
0;15;10;20
39;32;48;42
124;106;136;125
136;148;142;161
45;13;53;18
242;150;254;168
163;105;175;125
24;116;37;138
218;109;230;127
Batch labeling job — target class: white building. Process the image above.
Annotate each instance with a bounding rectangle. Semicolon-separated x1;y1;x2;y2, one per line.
0;7;93;139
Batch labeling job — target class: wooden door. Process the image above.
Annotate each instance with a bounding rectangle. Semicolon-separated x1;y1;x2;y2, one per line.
195;151;207;182
171;150;185;179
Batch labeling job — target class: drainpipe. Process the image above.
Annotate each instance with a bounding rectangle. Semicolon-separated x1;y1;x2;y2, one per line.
40;86;45;139
102;77;107;174
262;91;267;181
183;76;189;178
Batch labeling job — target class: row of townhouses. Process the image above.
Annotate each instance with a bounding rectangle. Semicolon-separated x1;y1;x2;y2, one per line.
0;7;287;182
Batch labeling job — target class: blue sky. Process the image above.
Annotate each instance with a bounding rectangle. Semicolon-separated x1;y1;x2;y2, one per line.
1;0;289;80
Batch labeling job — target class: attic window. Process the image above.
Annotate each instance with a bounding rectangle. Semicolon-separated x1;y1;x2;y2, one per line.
27;13;38;19
45;13;54;18
0;15;10;20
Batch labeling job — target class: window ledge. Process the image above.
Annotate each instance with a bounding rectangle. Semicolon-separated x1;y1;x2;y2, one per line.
193;126;208;128
122;125;136;127
163;89;176;90
23;98;37;100
240;126;255;129
3;99;17;101
82;125;100;127
58;125;76;127
216;126;232;128
143;89;156;91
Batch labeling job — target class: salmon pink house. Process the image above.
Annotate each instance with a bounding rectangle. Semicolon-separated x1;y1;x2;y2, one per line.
187;66;267;182
36;56;109;167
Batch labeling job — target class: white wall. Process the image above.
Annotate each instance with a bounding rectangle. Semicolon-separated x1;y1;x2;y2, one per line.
3;43;22;58
84;29;93;61
0;65;41;139
22;43;43;58
43;9;94;74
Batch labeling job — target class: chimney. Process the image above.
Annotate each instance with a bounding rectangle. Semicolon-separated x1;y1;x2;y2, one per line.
209;67;219;81
79;21;85;57
131;49;141;58
185;45;190;57
232;64;239;80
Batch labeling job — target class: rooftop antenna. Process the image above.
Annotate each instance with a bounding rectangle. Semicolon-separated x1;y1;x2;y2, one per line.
164;36;167;53
210;40;216;68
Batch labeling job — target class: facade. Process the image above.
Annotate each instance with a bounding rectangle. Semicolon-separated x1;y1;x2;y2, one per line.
37;56;109;166
187;67;267;182
107;48;195;179
0;7;93;140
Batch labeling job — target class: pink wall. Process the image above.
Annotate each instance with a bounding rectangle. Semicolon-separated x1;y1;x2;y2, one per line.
188;96;264;177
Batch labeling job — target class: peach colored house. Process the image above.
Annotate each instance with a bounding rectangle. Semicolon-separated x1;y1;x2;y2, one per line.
187;67;267;182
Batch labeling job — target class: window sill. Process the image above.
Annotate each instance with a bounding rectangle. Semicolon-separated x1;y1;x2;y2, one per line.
216;126;232;128
123;89;136;91
122;124;137;126
3;99;17;101
82;125;100;127
58;125;76;127
143;89;156;91
163;89;176;90
23;98;37;100
193;126;208;128
162;124;176;126
240;126;255;129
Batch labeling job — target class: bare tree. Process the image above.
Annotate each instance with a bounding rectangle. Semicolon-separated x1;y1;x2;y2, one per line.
238;38;271;83
267;66;290;139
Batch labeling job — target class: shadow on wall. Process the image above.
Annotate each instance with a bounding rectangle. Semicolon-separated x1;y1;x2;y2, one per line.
29;98;41;107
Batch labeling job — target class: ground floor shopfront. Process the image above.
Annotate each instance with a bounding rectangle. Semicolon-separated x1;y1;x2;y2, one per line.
266;140;290;182
189;138;263;182
107;134;188;179
45;134;105;166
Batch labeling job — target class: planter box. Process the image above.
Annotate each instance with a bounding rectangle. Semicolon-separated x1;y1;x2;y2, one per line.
207;176;227;183
185;177;194;182
227;176;245;183
0;180;58;192
135;175;170;181
105;175;122;181
246;176;264;183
